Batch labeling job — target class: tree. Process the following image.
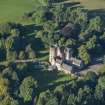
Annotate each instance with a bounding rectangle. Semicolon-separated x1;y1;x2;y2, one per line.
25;44;32;53
11;100;19;105
43;21;57;33
88;16;103;32
37;0;49;6
41;21;58;47
19;76;38;102
46;97;58;105
54;85;65;101
100;31;105;41
2;67;19;81
79;29;92;41
0;95;19;105
65;39;76;47
78;45;91;65
95;85;104;102
95;76;105;104
5;37;15;61
77;86;94;105
6;51;17;61
86;35;97;50
28;50;36;59
97;76;105;91
25;44;36;59
69;8;88;27
0;23;11;36
0;75;9;97
52;4;65;23
85;71;98;87
0;38;5;49
32;6;50;24
58;37;66;46
5;37;14;50
18;51;26;60
37;90;52;105
67;94;77;105
10;29;20;37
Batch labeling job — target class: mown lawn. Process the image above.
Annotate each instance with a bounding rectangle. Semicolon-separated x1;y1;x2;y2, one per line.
0;0;37;24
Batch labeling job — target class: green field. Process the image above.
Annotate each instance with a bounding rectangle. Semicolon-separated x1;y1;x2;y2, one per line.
0;0;36;24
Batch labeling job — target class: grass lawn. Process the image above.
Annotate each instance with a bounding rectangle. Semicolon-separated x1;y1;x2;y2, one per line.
0;0;37;24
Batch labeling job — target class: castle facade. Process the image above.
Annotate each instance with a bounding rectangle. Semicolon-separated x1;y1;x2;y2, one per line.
49;45;84;74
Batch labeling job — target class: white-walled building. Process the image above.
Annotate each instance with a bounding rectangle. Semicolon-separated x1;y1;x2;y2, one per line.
49;45;84;74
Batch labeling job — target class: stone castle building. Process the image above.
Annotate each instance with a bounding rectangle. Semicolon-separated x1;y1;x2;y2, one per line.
49;45;84;74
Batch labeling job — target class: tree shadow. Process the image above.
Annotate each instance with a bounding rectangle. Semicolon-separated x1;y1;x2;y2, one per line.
16;24;44;51
88;9;105;26
23;24;43;37
63;1;81;8
37;50;48;59
39;80;71;93
28;37;45;51
52;0;68;3
30;69;72;90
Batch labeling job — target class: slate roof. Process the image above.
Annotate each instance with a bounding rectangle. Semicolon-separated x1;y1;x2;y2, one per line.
71;57;83;67
60;23;75;37
65;47;73;54
62;62;73;71
55;57;63;64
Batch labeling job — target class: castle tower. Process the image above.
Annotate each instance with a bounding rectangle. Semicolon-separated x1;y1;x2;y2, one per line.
65;48;73;60
57;47;62;57
57;46;65;59
49;45;57;65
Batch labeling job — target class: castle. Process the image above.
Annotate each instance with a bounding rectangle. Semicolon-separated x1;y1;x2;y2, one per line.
49;45;84;74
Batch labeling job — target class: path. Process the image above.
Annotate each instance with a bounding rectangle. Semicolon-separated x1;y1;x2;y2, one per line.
80;63;103;75
75;56;103;75
0;59;37;65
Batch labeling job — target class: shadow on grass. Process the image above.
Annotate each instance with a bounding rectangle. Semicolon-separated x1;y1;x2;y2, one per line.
30;37;45;51
63;1;80;7
23;24;42;36
36;71;72;93
30;70;72;91
37;50;48;59
52;0;68;3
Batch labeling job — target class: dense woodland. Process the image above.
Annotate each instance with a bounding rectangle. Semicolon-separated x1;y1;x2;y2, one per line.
0;0;105;105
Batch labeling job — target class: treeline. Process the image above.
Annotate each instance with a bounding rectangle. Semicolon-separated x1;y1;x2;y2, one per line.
0;62;105;105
